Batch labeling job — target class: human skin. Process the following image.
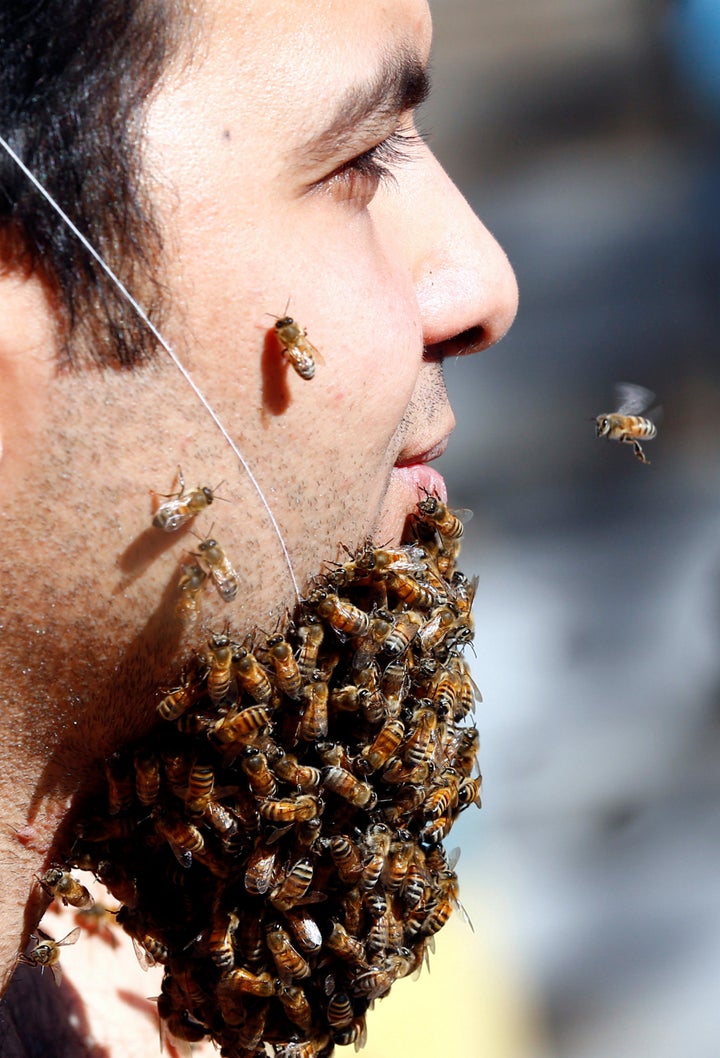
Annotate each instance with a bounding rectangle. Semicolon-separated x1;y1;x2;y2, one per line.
0;0;517;1037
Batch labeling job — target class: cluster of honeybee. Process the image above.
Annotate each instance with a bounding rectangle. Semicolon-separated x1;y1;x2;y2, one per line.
65;495;481;1058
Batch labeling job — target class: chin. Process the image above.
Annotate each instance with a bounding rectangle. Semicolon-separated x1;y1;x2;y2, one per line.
62;496;481;1058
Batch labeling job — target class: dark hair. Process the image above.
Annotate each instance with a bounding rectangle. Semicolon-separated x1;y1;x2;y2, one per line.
0;1;186;368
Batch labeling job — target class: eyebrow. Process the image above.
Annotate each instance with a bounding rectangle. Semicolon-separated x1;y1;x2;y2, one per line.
295;47;431;168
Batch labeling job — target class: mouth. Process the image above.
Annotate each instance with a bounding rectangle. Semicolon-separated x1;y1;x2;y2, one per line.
391;433;451;507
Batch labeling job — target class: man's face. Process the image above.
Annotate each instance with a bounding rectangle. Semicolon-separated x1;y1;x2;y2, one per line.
6;0;517;750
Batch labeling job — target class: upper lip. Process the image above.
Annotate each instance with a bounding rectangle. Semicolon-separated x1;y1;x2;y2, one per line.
394;432;451;468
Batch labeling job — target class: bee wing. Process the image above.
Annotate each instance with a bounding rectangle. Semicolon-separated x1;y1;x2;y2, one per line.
57;926;82;947
132;935;157;971
615;382;654;415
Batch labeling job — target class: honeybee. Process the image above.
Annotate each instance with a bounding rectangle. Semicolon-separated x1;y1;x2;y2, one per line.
104;752;134;815
277;983;313;1032
595;382;658;463
299;672;329;741
321;766;375;809
282;906;323;953
20;927;81;985
196;536;239;601
401;704;437;770
244;841;277;896
205;633;236;704
275;1042;318;1058
232;647;274;704
265;634;303;699
382;831;415;891
416;605;457;655
383;610;423;657
241;746;277;799
208;908;239;971
258;793;321;825
153;810;205;865
270;857;314;912
308;589;370;639
185;759;215;814
327;991;354;1030
152;467;220;532
325;921;367;965
38;868;93;910
416;493;470;541
265;921;310;980
133;749;161;806
212;704;271;745
271;313;323;381
295;615;325;681
270;751;322;791
175;562;208;622
218;965;276;998
156;674;200;722
386;571;437;610
327;834;364;885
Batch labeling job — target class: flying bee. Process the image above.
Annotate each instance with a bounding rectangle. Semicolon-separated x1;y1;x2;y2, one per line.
265;633;303;699
195;535;239;601
299;671;329;741
321;766;376;809
295;615;325;681
270;312;324;381
232;647;274;704
416;493;470;541
270;857;314;912
307;589;370;639
20;927;81;986
175;562;208;622
265;921;311;980
595;382;658;463
38;868;93;911
152;466;222;532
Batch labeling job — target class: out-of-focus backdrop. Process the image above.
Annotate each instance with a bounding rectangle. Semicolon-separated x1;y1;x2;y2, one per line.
366;2;720;1056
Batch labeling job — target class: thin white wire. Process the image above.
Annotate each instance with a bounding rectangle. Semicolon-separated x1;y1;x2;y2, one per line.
0;133;300;600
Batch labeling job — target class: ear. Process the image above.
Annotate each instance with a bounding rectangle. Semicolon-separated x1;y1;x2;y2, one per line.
0;270;57;478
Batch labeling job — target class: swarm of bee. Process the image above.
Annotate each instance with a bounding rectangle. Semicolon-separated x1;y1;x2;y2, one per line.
63;495;481;1058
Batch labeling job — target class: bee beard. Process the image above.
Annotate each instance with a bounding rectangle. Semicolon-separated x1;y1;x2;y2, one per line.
65;499;481;1057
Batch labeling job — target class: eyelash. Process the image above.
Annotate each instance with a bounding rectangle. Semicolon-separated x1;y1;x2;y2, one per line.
327;128;425;200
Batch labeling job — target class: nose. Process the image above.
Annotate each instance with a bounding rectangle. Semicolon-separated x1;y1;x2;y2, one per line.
408;149;518;357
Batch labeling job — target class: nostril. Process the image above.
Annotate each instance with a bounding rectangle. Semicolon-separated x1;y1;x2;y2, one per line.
424;325;487;361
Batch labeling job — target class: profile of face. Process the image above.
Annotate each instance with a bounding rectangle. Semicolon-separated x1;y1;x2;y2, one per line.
0;0;517;788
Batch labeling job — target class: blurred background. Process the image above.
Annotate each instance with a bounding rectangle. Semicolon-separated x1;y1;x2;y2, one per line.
367;1;720;1056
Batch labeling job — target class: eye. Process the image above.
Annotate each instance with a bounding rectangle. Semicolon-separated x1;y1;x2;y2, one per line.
320;127;425;206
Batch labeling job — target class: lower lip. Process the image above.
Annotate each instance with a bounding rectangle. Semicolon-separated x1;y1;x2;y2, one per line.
391;463;448;506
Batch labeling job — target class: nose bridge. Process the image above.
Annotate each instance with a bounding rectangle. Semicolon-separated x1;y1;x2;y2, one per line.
410;150;518;352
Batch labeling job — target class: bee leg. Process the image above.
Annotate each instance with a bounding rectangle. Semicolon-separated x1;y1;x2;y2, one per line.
632;441;649;464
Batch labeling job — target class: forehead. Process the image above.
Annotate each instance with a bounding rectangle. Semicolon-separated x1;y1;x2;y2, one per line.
179;0;432;122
